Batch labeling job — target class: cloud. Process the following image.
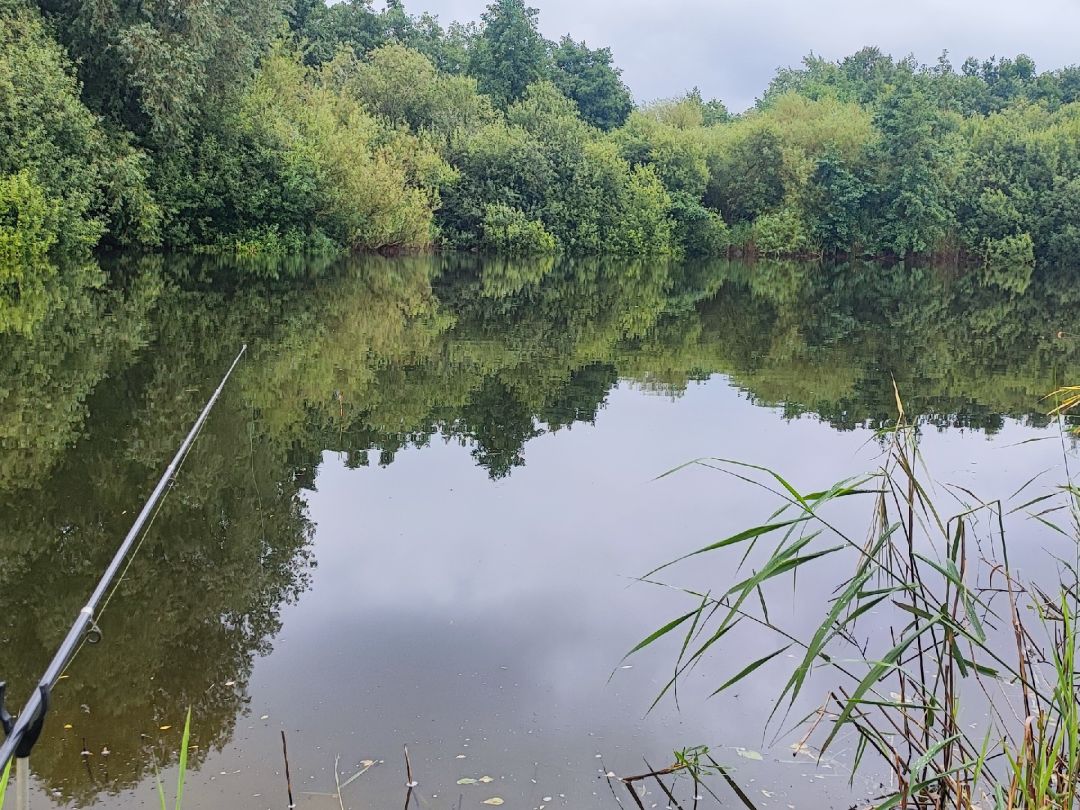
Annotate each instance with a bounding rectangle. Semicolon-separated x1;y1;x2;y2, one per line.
388;0;1080;110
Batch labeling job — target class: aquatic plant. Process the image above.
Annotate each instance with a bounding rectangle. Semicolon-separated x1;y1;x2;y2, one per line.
153;708;192;810
1050;387;1080;434
631;392;1080;807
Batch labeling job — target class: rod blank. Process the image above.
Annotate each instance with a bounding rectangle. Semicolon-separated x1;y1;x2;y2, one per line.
0;344;248;772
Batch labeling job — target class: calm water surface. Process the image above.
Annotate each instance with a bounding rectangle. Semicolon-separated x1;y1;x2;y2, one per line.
1;256;1078;809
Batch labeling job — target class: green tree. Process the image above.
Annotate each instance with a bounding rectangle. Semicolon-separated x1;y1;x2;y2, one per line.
440;82;672;254
707;125;786;223
38;0;286;141
154;47;450;254
870;80;954;257
468;0;550;106
296;0;385;65
808;154;869;253
344;43;496;139
0;0;159;257
682;87;729;125
396;13;476;75
550;36;633;130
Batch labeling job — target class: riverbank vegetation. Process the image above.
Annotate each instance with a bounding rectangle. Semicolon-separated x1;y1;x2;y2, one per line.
630;401;1080;807
3;0;1080;278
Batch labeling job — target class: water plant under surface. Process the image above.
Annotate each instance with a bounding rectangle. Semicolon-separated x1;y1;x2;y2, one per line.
630;391;1080;808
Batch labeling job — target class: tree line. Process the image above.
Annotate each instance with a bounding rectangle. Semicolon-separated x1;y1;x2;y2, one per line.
3;0;1080;276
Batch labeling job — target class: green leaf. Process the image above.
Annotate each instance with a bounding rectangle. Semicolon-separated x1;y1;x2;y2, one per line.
710;645;791;697
0;758;11;808
643;518;811;579
820;623;934;755
175;707;192;810
624;609;699;658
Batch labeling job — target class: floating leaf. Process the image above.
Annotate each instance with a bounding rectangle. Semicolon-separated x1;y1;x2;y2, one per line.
63;724;73;730
478;776;494;783
159;725;172;731
735;748;763;761
482;799;504;806
457;778;477;785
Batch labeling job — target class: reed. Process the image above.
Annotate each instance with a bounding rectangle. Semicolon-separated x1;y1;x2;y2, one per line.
0;758;10;808
153;708;192;810
1049;387;1080;435
630;392;1080;808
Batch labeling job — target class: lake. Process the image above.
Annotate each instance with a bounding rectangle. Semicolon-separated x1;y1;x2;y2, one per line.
1;255;1078;809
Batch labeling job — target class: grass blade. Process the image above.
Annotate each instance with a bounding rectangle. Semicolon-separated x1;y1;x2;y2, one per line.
624;610;699;659
0;758;10;807
642;518;811;579
710;645;791;697
175;707;192;810
819;622;934;755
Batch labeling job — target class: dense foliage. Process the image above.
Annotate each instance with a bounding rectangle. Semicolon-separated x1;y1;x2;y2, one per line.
4;0;1080;276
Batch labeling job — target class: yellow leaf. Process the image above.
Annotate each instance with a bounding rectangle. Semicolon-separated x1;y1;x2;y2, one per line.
482;799;504;806
159;725;172;731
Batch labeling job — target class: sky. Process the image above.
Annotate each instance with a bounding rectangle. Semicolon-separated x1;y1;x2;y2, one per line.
380;0;1080;111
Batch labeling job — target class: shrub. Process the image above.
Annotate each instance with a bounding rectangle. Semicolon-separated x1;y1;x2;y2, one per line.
669;192;729;256
0;0;158;254
481;204;558;254
0;172;61;269
752;207;813;256
980;232;1035;292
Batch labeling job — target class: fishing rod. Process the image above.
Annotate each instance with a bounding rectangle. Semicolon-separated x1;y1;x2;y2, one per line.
0;344;248;775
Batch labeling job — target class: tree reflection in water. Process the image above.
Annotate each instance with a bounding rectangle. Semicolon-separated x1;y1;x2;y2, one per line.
0;253;1076;803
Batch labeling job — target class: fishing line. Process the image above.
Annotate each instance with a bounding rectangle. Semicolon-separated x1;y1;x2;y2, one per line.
59;391;214;677
0;344;248;772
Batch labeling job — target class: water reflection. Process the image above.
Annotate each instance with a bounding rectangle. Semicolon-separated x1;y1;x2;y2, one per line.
0;254;1077;806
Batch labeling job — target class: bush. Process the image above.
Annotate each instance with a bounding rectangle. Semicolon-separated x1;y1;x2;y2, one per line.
0;172;62;268
481;204;558;254
441;82;675;255
669;192;729;256
752;207;813;256
617;166;675;254
155;47;449;254
980;232;1035;292
0;0;158;254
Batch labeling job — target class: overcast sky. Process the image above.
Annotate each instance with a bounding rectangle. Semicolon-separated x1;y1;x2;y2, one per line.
381;0;1080;111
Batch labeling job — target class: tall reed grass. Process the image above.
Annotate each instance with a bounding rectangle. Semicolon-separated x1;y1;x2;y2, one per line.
631;391;1080;808
0;758;10;808
153;708;192;810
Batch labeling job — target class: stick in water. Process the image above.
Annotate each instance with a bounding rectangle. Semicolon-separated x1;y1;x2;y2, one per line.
281;731;295;809
403;745;417;810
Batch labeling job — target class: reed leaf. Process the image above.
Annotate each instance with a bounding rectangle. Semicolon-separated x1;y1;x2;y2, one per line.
709;645;791;697
0;758;10;808
175;707;191;810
